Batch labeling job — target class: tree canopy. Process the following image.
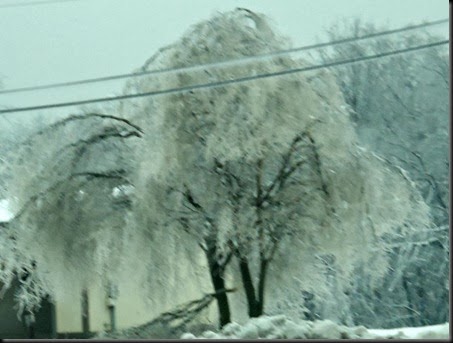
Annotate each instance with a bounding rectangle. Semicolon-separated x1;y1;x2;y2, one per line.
127;9;432;321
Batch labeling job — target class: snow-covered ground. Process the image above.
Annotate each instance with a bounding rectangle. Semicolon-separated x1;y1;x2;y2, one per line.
181;315;449;339
367;324;450;339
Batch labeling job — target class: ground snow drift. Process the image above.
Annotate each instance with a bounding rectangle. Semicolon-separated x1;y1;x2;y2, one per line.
368;323;450;339
181;315;449;339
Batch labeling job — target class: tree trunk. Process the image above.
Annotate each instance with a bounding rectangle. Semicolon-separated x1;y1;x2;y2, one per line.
238;257;261;317
257;258;268;315
238;256;269;317
205;246;231;328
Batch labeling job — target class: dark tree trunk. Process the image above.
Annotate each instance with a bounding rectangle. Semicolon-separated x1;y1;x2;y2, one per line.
205;244;231;328
238;257;261;317
257;258;268;315
238;256;270;317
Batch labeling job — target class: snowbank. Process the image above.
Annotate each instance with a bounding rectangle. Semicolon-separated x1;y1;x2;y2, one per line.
368;323;450;339
181;315;449;339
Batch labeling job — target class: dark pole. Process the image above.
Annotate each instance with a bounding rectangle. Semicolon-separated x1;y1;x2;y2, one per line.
106;282;118;332
107;302;116;332
49;300;57;338
81;289;90;336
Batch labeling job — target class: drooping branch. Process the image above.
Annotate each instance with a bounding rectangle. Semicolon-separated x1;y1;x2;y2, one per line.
304;132;331;201
21;113;144;147
260;130;331;217
183;185;203;211
262;133;308;203
150;287;237;327
382;137;447;204
6;114;143;215
68;126;142;170
105;288;236;338
9;170;129;223
385;84;422;119
68;127;142;150
410;151;447;210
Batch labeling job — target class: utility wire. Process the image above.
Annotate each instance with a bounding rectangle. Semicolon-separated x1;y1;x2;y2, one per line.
0;0;81;9
0;18;447;95
0;39;447;114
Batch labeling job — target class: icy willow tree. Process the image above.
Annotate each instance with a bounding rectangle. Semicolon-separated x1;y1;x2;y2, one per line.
125;9;432;326
319;19;449;327
0;113;142;318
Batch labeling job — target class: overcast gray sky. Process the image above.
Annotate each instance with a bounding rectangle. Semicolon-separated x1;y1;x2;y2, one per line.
0;0;448;113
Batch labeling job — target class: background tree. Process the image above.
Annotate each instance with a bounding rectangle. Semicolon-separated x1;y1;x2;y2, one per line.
0;113;142;318
317;19;449;327
127;9;433;326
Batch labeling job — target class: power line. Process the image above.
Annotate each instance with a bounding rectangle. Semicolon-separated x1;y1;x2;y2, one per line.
0;18;447;95
0;39;447;115
0;0;81;9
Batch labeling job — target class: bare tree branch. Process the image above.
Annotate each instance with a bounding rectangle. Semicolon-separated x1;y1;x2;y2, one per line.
9;170;129;222
21;113;144;147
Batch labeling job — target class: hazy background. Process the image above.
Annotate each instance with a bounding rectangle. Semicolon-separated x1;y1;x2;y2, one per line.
0;0;448;114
